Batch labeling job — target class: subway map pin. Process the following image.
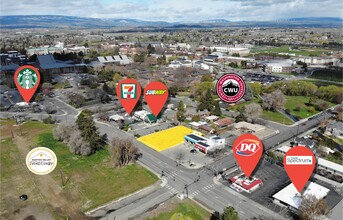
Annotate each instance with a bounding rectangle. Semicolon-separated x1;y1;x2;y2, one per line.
116;78;142;115
14;65;41;103
284;146;316;193
232;134;263;178
144;82;168;117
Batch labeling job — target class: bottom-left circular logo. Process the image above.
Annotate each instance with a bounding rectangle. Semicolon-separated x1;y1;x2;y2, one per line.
26;147;57;175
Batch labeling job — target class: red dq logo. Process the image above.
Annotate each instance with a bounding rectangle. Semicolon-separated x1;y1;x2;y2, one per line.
235;139;261;156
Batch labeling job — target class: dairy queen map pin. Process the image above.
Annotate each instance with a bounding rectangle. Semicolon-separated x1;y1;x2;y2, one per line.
284;146;316;193
14;65;41;103
233;134;263;178
144;82;168;117
116;78;142;115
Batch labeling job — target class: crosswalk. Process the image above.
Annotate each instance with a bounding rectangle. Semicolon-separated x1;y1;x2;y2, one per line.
189;184;216;197
165;184;179;195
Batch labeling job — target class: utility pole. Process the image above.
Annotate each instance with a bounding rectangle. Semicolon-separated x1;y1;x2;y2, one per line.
184;184;188;198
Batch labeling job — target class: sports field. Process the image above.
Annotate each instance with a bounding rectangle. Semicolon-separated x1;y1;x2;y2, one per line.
137;126;194;152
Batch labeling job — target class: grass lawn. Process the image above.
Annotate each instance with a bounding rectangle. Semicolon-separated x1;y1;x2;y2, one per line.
251;45;329;56
262;110;294;125
37;132;158;211
284;96;335;119
227;98;260;112
0;120;158;219
227;98;294;125
145;199;211;220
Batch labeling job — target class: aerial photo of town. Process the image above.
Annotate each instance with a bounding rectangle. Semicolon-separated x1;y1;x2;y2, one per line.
0;0;342;220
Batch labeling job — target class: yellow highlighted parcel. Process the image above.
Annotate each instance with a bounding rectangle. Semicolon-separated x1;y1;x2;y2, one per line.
137;126;194;152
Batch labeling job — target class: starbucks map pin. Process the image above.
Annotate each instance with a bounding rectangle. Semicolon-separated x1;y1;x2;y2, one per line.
14;65;41;103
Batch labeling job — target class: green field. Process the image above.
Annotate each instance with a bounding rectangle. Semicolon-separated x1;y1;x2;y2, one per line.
262;110;294;125
37;132;158;211
145;200;210;220
252;45;329;56
284;96;335;119
0;120;158;219
309;69;343;82
227;99;294;125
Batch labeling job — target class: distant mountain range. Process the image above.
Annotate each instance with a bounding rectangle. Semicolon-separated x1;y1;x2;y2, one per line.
1;15;342;29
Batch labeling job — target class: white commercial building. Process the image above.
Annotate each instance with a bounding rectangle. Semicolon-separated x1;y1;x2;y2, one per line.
272;182;330;212
97;55;133;65
318;158;343;177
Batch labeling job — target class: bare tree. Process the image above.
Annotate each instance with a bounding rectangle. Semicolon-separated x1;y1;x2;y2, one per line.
67;92;85;108
299;194;330;220
53;123;76;142
43;101;56;114
175;151;185;163
68;130;92;156
110;138;139;167
262;90;286;111
244;103;262;121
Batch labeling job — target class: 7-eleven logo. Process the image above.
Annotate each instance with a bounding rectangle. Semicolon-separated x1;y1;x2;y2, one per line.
121;84;137;99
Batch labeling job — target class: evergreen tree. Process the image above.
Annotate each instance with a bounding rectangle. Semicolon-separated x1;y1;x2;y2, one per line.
213;101;222;116
176;101;186;122
76;110;104;153
197;89;214;112
221;206;239;220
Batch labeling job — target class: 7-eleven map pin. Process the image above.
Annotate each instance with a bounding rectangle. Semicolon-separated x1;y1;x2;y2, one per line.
232;134;263;178
116;78;142;115
14;65;41;103
144;82;168;117
284;146;316;193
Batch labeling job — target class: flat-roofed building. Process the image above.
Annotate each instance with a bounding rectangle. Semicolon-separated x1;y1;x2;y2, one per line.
272;182;329;213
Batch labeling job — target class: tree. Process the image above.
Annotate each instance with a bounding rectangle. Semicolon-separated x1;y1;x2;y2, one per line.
147;44;155;54
201;74;213;82
244;103;262;121
240;60;247;68
67;92;85;108
68;130;91;156
243;85;254;101
176;101;186;122
232;53;240;57
102;82;109;93
110;138;139;167
249;82;262;97
221;206;239;220
213;101;222;116
262;90;286;111
53;123;76;143
43;101;56;114
299;195;330;220
197;89;214;112
76;110;104;153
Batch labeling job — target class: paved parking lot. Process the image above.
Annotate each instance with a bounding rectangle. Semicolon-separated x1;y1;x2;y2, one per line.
161;142;214;169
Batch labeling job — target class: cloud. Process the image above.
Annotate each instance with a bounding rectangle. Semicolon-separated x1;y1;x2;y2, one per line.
0;0;342;22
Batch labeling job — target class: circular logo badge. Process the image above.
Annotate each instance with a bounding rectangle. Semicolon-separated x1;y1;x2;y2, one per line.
26;147;57;175
16;67;39;89
216;73;245;103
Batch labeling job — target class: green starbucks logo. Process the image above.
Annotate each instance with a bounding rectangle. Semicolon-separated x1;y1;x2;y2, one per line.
17;68;38;89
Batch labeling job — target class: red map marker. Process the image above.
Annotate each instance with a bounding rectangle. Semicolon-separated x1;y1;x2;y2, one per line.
14;65;41;103
144;82;168;117
232;134;263;178
284;146;316;193
116;78;142;115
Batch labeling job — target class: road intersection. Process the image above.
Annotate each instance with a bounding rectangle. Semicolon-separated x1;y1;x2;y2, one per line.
1;97;336;220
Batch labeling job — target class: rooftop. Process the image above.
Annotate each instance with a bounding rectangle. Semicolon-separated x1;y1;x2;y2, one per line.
272;182;330;209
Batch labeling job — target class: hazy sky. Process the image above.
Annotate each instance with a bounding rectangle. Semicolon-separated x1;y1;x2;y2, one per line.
1;0;342;22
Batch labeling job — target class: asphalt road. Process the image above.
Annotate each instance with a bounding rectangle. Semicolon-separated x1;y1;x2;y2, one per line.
1;98;337;220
